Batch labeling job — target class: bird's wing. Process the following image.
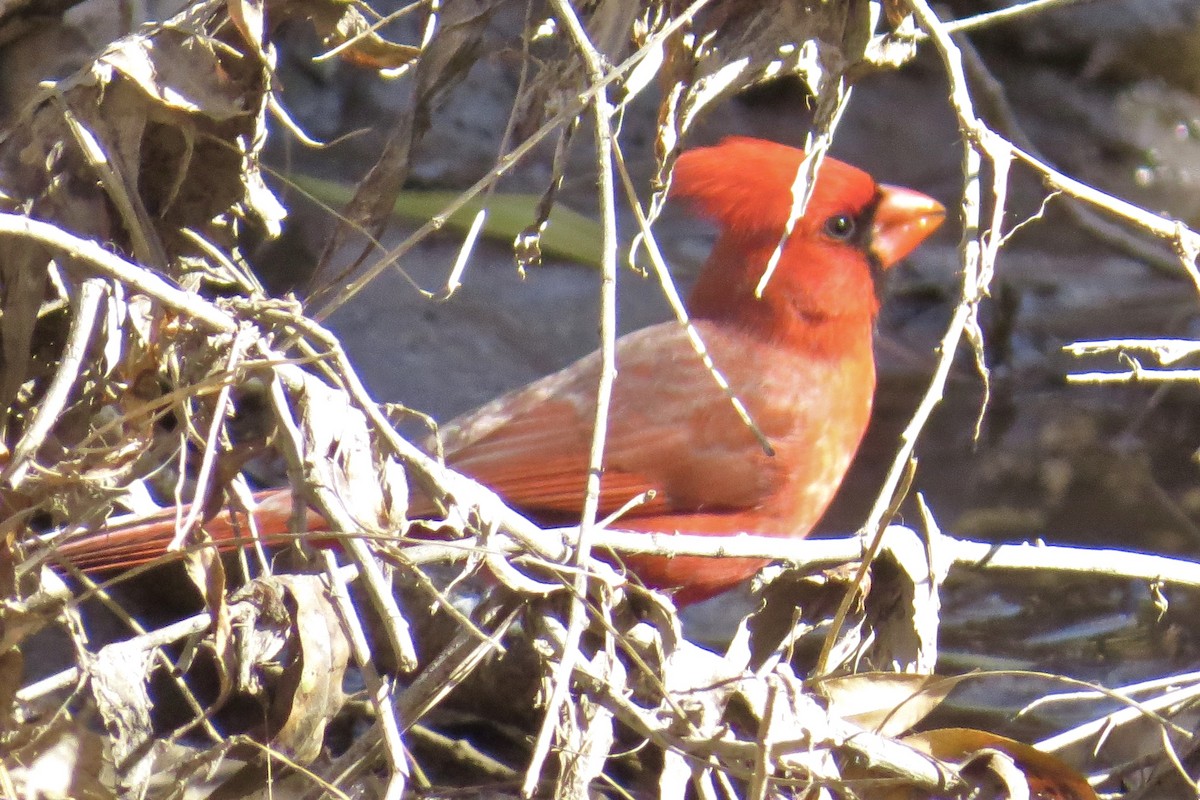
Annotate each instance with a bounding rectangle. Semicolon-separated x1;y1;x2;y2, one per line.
437;321;783;523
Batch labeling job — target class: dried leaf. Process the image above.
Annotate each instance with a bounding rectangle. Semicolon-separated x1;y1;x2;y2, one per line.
225;574;352;764
556;650;623;797
817;672;955;737
854;525;945;674
658;0;874;149
266;574;351;764
285;0;422;71
728;666;843;782
741;525;945;676
6;718;113;800
95;31;247;119
279;364;409;534
87;638;157;795
229;578;293;696
883;0;911;29
905;728;1098;800
228;0;267;54
737;561;862;673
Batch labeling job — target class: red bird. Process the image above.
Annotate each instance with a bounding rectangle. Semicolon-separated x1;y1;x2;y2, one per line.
50;137;944;605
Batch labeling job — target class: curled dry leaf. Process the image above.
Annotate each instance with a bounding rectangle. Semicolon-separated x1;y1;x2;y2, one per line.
555;649;624;797
740;525;944;676
96;29;255;120
854;525;946;674
278;0;422;72
5;718;112;800
0;0;290;529
728;665;844;782
904;728;1098;800
655;0;875;157
738;560;864;673
816;672;957;738
275;363;410;536
86;638;157;796
229;573;351;764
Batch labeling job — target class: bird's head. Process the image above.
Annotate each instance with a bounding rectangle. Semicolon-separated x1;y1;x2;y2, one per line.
671;137;945;342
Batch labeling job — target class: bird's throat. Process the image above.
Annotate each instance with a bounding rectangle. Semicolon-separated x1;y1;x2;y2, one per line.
687;246;878;361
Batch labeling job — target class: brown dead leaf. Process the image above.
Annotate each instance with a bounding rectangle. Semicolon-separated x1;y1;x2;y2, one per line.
657;0;874;150
816;672;957;737
227;573;350;764
96;30;248;120
905;728;1099;800
556;649;623;796
854;525;945;674
266;574;351;764
5;717;113;800
281;364;410;535
0;0;287;502
228;0;267;55
737;560;863;673
883;0;911;29
296;0;422;71
229;578;293;696
726;665;845;783
87;638;157;796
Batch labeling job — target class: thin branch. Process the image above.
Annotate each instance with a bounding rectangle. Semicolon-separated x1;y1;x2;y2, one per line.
917;0;1100;38
4;278;106;488
864;0;988;534
174;324;254;550
1037;680;1200;755
828;0;999;676
25;526;1200;716
1064;338;1200;364
0;213;238;333
1004;144;1200;294
1067;366;1200;384
319;550;411;789
612;138;771;454
755;80;853;298
523;2;619;795
307;0;715;323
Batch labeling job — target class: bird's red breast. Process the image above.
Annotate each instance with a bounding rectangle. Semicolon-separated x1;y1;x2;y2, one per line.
46;137;945;606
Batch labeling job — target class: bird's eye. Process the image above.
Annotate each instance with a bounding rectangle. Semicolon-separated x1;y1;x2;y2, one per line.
824;214;856;241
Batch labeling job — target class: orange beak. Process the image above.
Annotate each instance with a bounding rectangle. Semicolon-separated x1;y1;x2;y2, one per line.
869;184;946;268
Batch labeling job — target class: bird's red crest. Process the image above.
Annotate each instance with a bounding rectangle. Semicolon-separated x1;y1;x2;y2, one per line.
669;137;876;242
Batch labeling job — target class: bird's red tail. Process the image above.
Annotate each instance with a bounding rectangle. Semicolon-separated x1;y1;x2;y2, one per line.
45;488;327;573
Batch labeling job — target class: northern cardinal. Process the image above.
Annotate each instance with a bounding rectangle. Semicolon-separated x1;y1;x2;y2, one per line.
48;137;944;605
